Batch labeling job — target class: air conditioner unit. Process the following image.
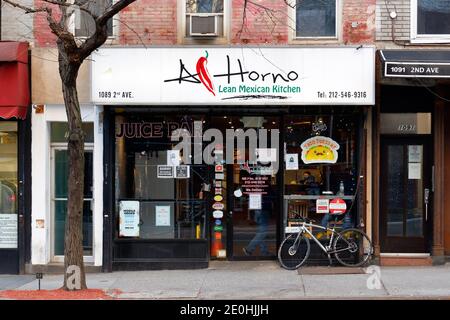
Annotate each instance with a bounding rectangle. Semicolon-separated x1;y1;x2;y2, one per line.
190;14;219;37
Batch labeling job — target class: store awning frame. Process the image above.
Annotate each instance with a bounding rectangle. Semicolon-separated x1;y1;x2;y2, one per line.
380;49;450;79
0;41;30;120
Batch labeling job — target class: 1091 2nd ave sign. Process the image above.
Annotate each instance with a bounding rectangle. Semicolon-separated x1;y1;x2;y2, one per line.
385;62;450;78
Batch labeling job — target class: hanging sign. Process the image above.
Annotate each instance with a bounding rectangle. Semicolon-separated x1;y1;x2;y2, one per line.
215;164;224;172
119;201;140;237
214;225;224;232
0;214;18;248
214;195;223;202
215;219;222;225
301;136;340;164
329;198;347;215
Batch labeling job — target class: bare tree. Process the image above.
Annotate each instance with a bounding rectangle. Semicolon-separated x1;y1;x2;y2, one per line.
3;0;136;290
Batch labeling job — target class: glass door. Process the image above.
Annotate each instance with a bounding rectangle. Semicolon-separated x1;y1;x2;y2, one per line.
219;116;280;259
380;137;431;253
0;122;19;273
51;147;94;262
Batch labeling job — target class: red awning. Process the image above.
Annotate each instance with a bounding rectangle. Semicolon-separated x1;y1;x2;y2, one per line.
0;42;30;120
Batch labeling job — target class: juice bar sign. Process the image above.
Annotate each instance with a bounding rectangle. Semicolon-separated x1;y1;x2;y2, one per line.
92;47;375;105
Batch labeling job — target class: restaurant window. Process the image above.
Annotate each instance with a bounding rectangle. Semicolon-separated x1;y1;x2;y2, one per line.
74;0;113;37
284;114;359;227
412;0;450;41
115;114;208;240
295;0;337;38
185;0;225;37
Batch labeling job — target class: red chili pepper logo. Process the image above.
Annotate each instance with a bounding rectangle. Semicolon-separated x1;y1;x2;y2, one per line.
196;51;215;96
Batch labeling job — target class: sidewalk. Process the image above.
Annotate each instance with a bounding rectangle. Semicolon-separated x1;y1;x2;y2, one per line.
1;261;450;299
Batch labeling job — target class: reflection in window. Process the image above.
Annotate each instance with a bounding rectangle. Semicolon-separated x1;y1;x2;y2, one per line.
417;0;450;35
115;115;208;240
296;0;337;38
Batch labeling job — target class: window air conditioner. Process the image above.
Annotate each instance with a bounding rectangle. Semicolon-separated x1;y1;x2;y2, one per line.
190;14;219;37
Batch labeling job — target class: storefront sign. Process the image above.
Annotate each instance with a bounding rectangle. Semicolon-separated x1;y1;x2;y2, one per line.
301;136;340;164
329;198;347;215
0;214;17;248
92;48;375;105
385;62;450;78
155;205;171;226
119;201;140;237
157;165;174;178
316;199;330;214
215;219;222;225
214;195;223;202
214;225;224;232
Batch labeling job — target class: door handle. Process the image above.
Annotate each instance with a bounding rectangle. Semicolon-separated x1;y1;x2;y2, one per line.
424;188;430;222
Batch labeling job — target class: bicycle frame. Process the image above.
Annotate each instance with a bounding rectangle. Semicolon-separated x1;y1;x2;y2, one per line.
296;222;337;254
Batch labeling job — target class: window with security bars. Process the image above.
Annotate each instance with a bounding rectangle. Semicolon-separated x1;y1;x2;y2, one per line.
186;0;224;37
74;0;114;37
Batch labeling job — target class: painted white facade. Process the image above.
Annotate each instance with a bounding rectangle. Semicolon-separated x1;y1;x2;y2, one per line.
31;104;103;266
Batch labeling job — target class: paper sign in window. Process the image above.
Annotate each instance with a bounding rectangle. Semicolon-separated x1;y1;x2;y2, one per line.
408;163;421;180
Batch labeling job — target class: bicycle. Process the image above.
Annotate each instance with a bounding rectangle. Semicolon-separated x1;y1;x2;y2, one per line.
278;215;373;270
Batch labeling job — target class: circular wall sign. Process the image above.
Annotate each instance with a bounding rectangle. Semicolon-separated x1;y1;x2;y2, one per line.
329;198;347;214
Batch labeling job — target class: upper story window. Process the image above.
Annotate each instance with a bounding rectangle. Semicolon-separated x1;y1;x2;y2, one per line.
73;0;113;38
185;0;224;37
412;0;450;42
295;0;337;38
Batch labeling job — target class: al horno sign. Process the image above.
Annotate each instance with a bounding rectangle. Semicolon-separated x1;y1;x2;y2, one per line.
91;47;375;105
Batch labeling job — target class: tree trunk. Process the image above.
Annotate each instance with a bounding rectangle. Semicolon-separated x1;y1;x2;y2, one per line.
59;57;87;290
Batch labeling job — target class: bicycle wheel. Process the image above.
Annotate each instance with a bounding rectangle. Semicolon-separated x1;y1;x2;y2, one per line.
333;228;373;267
278;233;310;270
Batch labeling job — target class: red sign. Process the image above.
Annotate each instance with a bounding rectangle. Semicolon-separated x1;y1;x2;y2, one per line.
329;198;347;215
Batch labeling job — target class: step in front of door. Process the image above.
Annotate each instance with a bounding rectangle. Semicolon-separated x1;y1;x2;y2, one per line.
379;253;432;266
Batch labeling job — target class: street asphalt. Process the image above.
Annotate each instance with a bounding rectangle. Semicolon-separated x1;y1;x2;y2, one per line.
1;261;450;299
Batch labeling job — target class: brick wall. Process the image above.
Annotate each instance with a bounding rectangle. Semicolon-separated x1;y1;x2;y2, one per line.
33;0;61;47
1;0;33;42
342;0;376;44
119;0;177;45
376;0;410;41
230;0;288;44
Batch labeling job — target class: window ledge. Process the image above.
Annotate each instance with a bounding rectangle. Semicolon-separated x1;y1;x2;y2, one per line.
410;37;450;44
